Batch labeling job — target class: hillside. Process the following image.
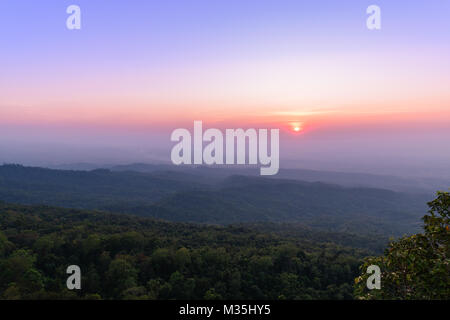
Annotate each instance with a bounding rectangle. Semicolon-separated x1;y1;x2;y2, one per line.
0;202;384;299
132;175;428;235
110;163;449;194
0;164;430;236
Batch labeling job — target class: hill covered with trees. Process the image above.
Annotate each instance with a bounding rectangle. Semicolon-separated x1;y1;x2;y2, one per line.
0;164;429;236
0;202;383;300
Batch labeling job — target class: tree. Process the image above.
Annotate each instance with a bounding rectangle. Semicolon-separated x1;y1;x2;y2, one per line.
0;232;12;257
105;258;138;298
354;191;450;299
204;288;222;300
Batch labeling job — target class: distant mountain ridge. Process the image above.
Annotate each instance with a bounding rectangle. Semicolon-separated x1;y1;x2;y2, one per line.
44;162;449;194
0;164;436;236
110;163;448;194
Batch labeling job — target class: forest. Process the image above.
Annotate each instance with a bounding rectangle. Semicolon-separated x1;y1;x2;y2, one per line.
0;164;448;300
0;202;379;300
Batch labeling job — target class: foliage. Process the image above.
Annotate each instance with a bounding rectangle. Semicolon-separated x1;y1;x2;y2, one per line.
354;191;450;299
0;202;375;300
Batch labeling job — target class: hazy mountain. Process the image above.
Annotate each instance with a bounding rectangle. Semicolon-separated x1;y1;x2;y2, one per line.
116;175;429;235
0;164;434;236
111;163;449;194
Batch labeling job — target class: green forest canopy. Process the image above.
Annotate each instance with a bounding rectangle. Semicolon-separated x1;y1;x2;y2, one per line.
0;202;380;300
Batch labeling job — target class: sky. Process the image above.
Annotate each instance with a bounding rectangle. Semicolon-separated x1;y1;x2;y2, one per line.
0;0;449;177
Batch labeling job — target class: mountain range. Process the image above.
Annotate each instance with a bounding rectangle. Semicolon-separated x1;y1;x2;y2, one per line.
0;164;441;236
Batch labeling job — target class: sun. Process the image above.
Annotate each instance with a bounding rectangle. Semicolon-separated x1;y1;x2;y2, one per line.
289;122;304;133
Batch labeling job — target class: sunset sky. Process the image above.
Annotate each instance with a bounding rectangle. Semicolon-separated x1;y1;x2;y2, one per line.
0;0;449;176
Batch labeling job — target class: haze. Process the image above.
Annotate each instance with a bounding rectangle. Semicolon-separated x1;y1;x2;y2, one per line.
0;0;449;179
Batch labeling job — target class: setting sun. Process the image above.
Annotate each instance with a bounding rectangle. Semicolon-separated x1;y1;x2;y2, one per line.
290;122;304;133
